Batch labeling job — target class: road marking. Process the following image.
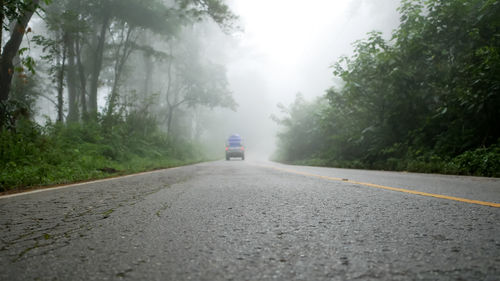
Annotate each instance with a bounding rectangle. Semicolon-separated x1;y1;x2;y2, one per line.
264;165;500;208
0;167;180;199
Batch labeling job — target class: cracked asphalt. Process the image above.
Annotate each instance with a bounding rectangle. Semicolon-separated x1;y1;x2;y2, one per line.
1;160;499;280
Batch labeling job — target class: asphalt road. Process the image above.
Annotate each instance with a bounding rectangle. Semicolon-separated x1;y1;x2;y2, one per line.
1;159;499;280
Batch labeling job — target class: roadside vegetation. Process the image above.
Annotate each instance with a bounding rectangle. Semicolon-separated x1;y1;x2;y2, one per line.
272;0;500;177
0;117;208;192
0;0;236;191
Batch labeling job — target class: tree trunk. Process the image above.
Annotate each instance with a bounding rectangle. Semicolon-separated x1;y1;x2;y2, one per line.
165;50;174;138
57;44;67;123
0;0;4;50
0;0;40;104
106;25;134;119
66;34;79;123
75;38;88;120
89;14;110;116
143;53;153;95
166;106;175;137
106;75;120;119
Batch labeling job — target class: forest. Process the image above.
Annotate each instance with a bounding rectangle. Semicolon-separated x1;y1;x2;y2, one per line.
273;0;500;177
0;0;237;191
2;0;499;192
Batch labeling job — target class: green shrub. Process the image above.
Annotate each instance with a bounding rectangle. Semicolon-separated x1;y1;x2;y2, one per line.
446;145;500;177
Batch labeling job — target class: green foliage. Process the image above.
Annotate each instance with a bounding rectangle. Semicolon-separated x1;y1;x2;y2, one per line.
177;0;238;32
271;94;328;163
0;113;206;191
1;0;52;31
1;0;236;190
274;0;500;177
446;145;500;177
1;0;52;75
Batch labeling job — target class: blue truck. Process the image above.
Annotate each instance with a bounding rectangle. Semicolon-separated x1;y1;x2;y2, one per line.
225;134;245;160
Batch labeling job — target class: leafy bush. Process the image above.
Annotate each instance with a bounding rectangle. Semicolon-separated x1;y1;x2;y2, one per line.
446;145;500;177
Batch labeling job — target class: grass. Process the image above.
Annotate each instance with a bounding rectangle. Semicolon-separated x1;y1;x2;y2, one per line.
0;118;212;192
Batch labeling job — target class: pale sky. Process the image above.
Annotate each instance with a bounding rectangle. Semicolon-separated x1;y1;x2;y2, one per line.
227;0;401;103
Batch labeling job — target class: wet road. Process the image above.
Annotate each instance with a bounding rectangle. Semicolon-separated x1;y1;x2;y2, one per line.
1;160;500;280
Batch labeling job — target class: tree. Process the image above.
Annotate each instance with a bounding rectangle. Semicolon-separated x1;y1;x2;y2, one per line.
272;94;328;162
102;0;185;120
104;21;137;120
274;0;500;173
163;33;236;138
0;0;49;126
84;0;236;119
33;2;82;123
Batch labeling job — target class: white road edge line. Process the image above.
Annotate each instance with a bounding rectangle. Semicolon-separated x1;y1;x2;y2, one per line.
0;167;180;199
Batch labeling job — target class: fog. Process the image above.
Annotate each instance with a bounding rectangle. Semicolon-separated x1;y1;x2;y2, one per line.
3;0;401;161
3;0;498;189
215;0;401;158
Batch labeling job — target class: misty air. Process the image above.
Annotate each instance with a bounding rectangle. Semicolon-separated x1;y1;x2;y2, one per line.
1;0;499;280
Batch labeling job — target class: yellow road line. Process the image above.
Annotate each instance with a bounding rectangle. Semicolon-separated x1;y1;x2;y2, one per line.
264;165;500;208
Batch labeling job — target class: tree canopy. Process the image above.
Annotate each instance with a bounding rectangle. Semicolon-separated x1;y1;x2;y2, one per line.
0;0;238;190
273;0;500;177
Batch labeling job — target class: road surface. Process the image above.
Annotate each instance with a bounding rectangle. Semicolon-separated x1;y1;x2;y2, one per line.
1;159;499;280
